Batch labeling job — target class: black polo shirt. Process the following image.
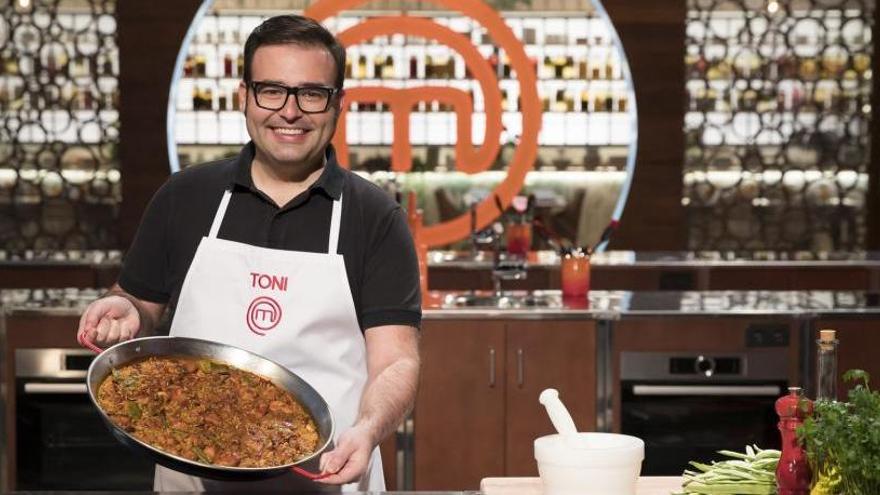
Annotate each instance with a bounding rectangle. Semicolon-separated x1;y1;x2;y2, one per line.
119;143;421;332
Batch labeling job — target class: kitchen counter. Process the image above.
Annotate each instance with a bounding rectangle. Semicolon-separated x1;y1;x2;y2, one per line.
480;476;682;494
0;250;122;266
5;476;683;494
7;492;476;495
3;288;880;318
2;248;878;268
429;249;880;268
3;250;879;292
423;289;880;318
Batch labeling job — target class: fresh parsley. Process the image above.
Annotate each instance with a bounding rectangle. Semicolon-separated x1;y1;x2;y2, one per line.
799;369;880;495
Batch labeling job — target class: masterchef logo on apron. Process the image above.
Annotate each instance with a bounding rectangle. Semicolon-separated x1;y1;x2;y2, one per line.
247;272;288;335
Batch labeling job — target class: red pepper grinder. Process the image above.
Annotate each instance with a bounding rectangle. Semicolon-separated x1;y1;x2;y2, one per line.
775;386;813;494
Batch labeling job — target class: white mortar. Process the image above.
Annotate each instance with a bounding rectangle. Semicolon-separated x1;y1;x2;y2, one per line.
534;432;645;495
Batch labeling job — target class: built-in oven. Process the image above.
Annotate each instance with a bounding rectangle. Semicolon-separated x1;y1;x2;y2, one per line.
620;350;787;475
15;348;154;490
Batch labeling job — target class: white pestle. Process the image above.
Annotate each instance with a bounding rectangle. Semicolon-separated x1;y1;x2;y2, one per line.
539;388;590;448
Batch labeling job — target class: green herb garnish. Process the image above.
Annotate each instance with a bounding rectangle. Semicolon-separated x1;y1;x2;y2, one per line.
126;401;142;420
799;369;880;495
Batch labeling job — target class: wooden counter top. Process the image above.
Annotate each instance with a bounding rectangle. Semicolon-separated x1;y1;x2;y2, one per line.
480;476;682;494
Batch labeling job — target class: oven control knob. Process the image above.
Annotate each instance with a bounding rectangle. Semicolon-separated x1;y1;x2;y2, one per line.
694;355;715;377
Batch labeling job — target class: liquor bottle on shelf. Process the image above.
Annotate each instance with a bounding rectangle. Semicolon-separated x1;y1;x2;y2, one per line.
604;55;615;79
815;329;838;401
231;91;241;111
578;59;589;79
425;54;435;79
194;53;207;78
381;55;395;79
372;55;384;79
184;55;194;77
223;53;233;77
355;55;367;79
563;90;575;112
552;56;566;79
236;53;244;79
617;93;628;113
593;92;606;112
193;87;213;111
561;56;575;80
409;56;418;78
591;60;602;80
580;89;590;112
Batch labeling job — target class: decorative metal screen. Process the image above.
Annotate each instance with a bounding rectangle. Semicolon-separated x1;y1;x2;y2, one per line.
684;0;873;251
0;0;120;251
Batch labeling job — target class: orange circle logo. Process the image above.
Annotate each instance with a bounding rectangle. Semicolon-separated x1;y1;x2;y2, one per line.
305;0;541;247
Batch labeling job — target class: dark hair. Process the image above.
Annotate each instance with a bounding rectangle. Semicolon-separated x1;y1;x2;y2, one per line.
243;15;346;89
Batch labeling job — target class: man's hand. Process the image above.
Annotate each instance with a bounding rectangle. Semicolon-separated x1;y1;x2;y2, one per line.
316;423;375;485
77;295;141;348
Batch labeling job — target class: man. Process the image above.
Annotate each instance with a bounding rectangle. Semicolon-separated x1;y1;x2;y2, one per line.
76;15;421;492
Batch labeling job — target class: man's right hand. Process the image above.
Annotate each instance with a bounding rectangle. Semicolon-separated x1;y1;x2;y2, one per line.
77;295;141;348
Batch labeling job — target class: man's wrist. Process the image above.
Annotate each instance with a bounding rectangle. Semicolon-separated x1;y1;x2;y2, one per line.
101;289;150;335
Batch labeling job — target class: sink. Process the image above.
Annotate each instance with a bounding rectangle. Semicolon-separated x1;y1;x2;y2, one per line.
441;292;562;309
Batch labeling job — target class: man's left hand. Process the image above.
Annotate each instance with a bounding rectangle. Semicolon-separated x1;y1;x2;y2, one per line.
316;424;375;485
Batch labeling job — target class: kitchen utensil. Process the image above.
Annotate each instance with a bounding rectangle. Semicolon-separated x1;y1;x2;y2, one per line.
78;333;333;481
538;388;587;448
536;388;644;495
534;433;644;495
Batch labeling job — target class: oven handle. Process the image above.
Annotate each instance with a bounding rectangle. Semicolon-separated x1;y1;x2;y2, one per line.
631;384;781;397
23;383;88;394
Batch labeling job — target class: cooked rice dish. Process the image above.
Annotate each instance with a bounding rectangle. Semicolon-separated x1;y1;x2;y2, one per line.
97;356;319;467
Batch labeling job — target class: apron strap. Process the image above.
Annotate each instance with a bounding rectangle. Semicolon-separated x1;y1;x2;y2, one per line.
208;189;233;239
328;193;343;254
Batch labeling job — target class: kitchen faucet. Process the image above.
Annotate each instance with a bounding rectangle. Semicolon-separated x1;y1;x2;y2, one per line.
490;221;528;296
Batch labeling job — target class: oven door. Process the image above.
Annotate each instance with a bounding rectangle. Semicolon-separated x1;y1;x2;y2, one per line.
620;380;784;475
15;351;155;490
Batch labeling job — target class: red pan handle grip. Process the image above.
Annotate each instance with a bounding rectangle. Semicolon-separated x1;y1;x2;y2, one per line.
77;331;104;353
291;466;330;480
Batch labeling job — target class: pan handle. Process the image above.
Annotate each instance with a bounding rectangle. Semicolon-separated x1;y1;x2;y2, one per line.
77;331;104;353
291;466;331;480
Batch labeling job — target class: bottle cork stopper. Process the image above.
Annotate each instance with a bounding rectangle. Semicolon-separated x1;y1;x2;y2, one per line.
819;329;837;342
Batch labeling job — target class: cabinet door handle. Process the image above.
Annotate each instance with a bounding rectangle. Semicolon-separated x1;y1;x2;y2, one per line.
488;347;496;387
517;348;524;387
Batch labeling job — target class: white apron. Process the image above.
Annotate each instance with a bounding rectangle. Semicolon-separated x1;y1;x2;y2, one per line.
154;189;384;492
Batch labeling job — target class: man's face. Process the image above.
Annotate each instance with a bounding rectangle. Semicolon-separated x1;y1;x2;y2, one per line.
239;44;342;170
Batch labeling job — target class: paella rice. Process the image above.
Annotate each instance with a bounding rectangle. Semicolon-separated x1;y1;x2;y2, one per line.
97;356;319;467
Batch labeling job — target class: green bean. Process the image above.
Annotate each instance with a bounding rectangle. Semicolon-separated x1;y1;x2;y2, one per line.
675;445;781;495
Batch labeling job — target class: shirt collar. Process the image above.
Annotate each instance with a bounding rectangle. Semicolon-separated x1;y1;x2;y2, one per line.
232;142;344;200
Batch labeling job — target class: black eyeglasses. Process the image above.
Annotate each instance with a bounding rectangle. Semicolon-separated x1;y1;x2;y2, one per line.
249;81;338;113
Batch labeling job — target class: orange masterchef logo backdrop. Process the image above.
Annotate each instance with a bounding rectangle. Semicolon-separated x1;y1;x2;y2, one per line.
304;0;541;248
